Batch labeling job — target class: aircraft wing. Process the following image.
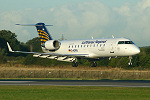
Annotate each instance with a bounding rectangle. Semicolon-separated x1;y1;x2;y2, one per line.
7;42;88;62
7;42;38;54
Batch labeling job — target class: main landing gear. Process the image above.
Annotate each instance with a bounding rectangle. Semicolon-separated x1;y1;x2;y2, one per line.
72;57;133;67
90;61;97;67
72;61;97;67
72;58;98;67
72;61;78;67
72;58;78;67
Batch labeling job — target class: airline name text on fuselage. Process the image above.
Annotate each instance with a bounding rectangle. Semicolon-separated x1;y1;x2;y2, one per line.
81;40;107;44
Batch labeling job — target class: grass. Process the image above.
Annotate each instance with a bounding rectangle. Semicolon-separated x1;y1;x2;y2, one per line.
1;63;150;80
0;63;118;71
0;86;150;100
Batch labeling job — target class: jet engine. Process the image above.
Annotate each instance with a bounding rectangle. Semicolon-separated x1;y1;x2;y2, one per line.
43;40;60;50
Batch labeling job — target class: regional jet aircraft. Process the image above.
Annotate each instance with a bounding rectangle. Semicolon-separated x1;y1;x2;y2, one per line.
7;23;140;67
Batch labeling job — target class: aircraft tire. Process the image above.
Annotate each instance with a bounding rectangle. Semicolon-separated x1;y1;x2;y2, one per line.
91;62;97;67
72;62;78;67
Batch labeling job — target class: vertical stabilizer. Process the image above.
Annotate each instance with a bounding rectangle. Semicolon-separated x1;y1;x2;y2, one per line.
16;23;53;45
35;23;53;44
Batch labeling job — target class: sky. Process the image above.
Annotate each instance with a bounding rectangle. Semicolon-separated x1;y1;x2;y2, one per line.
0;0;149;47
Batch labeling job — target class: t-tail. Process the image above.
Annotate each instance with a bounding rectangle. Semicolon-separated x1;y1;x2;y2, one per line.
16;23;53;45
35;23;53;45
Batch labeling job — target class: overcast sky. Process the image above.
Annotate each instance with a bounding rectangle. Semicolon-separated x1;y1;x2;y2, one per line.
0;0;149;47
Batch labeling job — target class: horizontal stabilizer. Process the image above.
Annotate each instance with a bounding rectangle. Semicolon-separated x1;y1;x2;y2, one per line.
15;24;53;26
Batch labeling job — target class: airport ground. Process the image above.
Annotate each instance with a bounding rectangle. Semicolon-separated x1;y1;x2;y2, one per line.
1;64;150;100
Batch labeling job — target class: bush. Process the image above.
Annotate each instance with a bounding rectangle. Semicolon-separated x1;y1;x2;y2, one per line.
0;48;7;64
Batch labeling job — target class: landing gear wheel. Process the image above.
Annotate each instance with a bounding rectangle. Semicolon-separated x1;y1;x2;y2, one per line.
72;62;78;67
128;56;132;66
128;62;132;66
91;62;97;67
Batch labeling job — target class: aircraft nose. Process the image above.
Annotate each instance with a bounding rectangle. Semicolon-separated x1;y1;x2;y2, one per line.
134;46;140;55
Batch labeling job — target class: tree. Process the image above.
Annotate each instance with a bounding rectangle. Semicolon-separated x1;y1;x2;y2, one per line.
26;37;42;52
0;30;18;49
0;48;7;64
0;30;28;57
138;47;150;68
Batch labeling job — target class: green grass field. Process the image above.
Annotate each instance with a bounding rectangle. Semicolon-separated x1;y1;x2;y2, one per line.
0;86;150;100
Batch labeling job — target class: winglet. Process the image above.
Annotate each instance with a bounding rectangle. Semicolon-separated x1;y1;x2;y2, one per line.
7;42;14;52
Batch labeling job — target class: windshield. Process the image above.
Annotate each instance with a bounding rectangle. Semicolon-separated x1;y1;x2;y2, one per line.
118;41;134;44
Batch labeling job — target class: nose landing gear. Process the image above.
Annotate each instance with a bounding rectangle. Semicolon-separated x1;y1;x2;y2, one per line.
128;56;132;66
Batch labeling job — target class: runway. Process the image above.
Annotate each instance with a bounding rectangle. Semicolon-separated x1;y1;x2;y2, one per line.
0;80;150;87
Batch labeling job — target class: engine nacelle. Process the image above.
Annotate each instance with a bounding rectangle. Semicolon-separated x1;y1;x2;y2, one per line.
44;40;60;50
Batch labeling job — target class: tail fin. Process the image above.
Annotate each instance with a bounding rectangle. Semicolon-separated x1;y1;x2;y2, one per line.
35;23;53;45
16;23;53;45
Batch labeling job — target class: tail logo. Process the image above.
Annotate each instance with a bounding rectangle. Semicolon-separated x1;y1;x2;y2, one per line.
38;30;50;44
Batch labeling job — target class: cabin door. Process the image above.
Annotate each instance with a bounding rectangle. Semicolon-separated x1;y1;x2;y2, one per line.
110;43;114;53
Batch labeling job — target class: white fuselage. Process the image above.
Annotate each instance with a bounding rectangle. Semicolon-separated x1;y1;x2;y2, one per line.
42;37;140;59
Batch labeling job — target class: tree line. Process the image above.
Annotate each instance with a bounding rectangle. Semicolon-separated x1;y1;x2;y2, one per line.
0;30;150;69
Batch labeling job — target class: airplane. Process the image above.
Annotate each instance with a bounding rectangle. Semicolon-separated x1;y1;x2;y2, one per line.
7;22;140;67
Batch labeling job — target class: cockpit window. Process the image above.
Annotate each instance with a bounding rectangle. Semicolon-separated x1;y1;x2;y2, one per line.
118;41;134;44
118;41;125;44
125;41;134;44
